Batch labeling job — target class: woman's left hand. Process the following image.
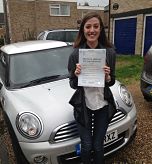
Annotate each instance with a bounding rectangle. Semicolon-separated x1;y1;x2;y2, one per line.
103;66;111;82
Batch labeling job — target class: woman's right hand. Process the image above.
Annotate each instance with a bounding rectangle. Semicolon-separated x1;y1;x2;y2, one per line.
74;64;81;76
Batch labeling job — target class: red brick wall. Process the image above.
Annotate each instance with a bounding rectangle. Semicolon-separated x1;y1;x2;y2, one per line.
109;0;152;55
110;0;152;14
8;1;36;42
7;1;105;43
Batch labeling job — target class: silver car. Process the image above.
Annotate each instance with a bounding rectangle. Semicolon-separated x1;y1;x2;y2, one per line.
0;40;137;164
37;29;78;45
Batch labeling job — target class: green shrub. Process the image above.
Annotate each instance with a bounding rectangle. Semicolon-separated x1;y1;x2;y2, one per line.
23;28;36;41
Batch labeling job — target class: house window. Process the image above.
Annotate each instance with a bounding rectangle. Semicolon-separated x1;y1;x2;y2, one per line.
50;4;70;16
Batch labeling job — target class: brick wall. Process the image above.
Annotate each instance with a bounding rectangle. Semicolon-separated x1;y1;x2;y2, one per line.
111;0;152;14
8;1;79;42
6;0;105;43
109;0;152;55
8;1;36;42
35;1;79;33
135;14;144;55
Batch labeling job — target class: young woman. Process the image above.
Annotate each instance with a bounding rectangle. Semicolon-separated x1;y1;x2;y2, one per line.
68;12;116;164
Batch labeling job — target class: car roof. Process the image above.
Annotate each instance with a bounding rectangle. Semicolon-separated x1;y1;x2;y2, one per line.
39;29;79;35
1;40;68;54
46;29;79;32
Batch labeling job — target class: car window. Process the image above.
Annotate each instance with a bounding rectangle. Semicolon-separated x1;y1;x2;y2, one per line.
65;31;78;42
46;31;65;41
0;52;7;84
9;46;73;87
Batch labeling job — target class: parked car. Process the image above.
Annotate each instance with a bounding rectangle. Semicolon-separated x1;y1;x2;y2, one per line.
37;29;78;45
0;40;137;164
140;45;152;101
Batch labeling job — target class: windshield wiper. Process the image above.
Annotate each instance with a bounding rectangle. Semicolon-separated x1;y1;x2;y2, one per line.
20;75;61;87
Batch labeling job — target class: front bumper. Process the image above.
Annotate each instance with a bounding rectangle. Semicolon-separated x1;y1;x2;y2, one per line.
19;105;137;164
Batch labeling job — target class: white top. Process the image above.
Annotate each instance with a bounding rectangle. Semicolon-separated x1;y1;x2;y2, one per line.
84;87;108;110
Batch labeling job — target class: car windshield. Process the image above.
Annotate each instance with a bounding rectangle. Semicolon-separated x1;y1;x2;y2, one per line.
9;46;73;88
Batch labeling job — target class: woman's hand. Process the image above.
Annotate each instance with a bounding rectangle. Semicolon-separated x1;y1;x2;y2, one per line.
74;64;81;76
103;66;111;82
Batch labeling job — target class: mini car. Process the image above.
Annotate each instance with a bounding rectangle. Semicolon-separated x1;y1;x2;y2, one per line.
37;29;78;45
140;45;152;101
0;40;137;164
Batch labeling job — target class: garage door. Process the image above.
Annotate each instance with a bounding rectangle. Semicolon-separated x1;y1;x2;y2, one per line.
114;18;137;55
144;16;152;55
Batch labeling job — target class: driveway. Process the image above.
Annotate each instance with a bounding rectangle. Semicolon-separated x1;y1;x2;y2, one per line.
0;81;152;164
0;137;9;164
0;111;16;164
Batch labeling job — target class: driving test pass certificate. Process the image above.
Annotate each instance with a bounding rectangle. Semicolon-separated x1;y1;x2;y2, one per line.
78;49;106;87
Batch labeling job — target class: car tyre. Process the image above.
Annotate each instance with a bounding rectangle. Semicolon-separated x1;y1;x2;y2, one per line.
144;95;152;101
3;111;30;164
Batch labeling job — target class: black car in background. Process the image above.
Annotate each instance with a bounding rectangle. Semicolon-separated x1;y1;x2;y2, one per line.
140;45;152;101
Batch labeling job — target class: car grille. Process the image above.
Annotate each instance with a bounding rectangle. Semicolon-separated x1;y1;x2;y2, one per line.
49;109;126;143
57;131;127;164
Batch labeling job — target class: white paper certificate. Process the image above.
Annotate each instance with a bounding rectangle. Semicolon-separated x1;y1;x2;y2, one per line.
78;49;106;87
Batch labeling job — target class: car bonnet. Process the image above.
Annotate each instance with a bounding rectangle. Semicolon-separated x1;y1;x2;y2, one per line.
5;78;75;141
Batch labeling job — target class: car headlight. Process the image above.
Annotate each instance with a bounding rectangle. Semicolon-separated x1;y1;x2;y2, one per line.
16;112;43;139
119;84;133;107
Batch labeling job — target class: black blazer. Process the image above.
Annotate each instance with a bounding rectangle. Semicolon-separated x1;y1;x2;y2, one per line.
68;43;117;127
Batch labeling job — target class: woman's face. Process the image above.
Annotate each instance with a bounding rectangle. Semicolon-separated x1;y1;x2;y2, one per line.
84;17;101;45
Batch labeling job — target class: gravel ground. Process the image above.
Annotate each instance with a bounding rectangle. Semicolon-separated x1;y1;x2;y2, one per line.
105;82;152;164
0;81;152;164
0;111;16;164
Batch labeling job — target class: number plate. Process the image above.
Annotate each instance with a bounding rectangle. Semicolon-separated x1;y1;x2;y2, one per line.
104;130;118;144
75;130;118;155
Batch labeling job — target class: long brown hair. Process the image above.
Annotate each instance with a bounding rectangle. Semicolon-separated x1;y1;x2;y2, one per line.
74;12;112;48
